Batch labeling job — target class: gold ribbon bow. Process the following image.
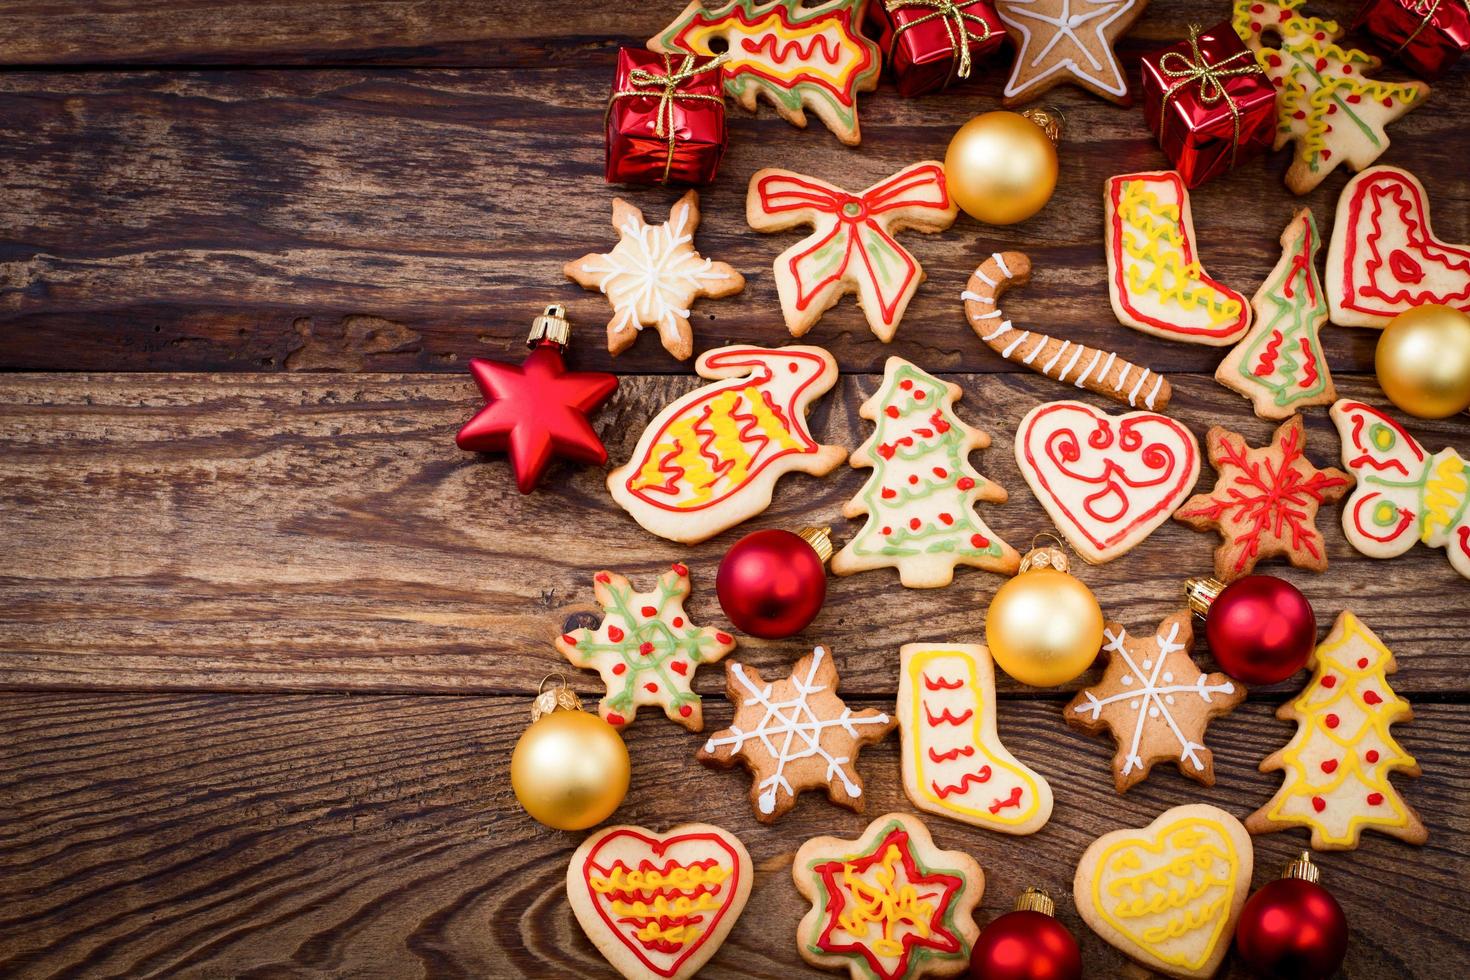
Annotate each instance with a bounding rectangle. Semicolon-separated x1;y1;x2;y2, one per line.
1158;24;1266;170
884;0;994;81
1393;0;1470;57
607;52;728;184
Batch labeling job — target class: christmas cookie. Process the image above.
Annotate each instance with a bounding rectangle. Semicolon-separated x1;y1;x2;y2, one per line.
898;643;1053;835
1067;611;1244;793
568;822;753;980
993;0;1147;105
1015;401;1201;565
650;0;880;145
1246;610;1427;850
1330;399;1470;580
748;162;958;343
1216;208;1336;418
565;191;745;361
1233;0;1429;194
1174;415;1352;582
1105;171;1251;346
831;357;1019;589
794;812;983;980
962;252;1172;410
556;565;737;731
1074;803;1253;980
1325;166;1470;328
698;645;894;823
606;345;846;544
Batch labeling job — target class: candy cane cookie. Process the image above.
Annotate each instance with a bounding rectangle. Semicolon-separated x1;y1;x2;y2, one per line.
962;252;1172;411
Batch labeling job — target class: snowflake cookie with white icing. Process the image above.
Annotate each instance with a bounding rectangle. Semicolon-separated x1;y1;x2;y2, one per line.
565;190;745;361
1066;611;1245;794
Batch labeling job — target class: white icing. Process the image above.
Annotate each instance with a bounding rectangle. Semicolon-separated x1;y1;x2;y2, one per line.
1042;340;1069;373
981;320;1011;342
960;290;991;304
996;0;1136;99
1002;331;1030;357
1075;349;1102;387
1057;344;1084;381
993;253;1012;278
1144;374;1164;410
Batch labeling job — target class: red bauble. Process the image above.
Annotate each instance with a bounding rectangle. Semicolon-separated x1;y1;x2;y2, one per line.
970;910;1082;980
716;529;828;638
455;307;617;494
1203;575;1316;684
1235;877;1348;979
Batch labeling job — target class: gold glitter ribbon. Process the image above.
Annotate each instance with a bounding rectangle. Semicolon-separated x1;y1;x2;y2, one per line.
1157;24;1267;170
884;0;994;81
1392;0;1470;57
607;52;728;184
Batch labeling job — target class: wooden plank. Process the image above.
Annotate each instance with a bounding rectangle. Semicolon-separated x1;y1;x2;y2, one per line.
0;56;1464;374
2;692;1466;978
2;371;1466;696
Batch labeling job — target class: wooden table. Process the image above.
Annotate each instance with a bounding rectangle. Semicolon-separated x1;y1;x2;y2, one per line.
2;2;1467;976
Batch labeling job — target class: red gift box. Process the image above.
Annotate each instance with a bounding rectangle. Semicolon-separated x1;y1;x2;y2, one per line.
866;0;1006;97
1354;0;1469;80
605;48;726;186
1140;23;1276;188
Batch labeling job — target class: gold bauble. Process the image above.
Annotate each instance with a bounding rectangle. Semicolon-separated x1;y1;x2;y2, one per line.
985;546;1103;687
511;681;629;831
1375;304;1470;418
944;109;1060;226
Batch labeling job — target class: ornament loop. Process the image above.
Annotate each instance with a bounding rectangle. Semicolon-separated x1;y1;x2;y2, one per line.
527;304;572;349
1021;105;1065;144
531;672;583;722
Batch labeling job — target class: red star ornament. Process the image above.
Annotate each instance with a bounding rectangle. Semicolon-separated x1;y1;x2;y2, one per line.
455;306;618;493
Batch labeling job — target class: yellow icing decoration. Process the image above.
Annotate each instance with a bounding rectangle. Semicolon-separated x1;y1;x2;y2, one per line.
590;862;730;894
836;843;935;957
1422;452;1468;543
1118;180;1242;327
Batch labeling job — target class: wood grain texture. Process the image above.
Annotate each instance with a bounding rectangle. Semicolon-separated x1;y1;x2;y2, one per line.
2;692;1467;979
1;371;1467;697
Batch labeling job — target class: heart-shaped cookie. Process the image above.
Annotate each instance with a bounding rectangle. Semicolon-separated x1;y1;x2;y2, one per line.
568;823;752;980
1327;165;1470;327
1074;804;1253;979
1015;401;1201;563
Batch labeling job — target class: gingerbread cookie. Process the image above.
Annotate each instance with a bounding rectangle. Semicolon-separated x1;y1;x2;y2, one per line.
831;357;1019;588
963;252;1172;409
994;0;1147;105
1233;0;1429;194
898;643;1052;835
794;812;983;980
1105;171;1251;346
1325;166;1470;327
1074;804;1253;980
1247;610;1427;850
568;822;753;980
556;564;736;730
748;162;957;343
565;191;744;361
1067;611;1244;793
650;0;880;145
1174;415;1352;582
698;645;894;822
1330;399;1470;580
1015;401;1201;564
1216;208;1336;418
606;345;846;544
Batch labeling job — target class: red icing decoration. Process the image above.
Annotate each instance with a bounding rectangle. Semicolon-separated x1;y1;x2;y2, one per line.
1325;713;1340;729
671;661;689;675
1364;690;1383;705
1366;749;1380;763
1368;792;1385;805
608;625;625;642
1321;759;1338;773
932;766;993;799
1312;795;1327;812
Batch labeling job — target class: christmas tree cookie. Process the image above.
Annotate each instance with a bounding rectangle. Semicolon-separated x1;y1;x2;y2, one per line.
1247;610;1427;850
1216;208;1335;419
556;564;736;731
1233;0;1429;194
831;357;1019;588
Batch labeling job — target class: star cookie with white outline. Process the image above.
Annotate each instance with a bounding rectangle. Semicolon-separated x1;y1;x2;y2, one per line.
994;0;1148;106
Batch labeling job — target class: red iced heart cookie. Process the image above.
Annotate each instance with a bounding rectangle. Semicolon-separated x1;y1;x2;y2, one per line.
1015;401;1201;564
568;823;752;980
1327;166;1470;327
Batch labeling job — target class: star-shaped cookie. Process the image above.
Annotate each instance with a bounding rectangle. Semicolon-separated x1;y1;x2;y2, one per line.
565;190;744;361
698;646;895;823
1067;611;1245;793
556;564;736;731
994;0;1148;105
1174;415;1353;581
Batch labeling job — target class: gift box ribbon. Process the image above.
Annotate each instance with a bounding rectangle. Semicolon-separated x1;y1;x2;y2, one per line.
1157;24;1266;170
1394;0;1470;56
883;0;994;80
607;52;727;184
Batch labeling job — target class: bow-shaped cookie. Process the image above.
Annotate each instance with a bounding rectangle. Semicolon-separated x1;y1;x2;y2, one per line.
747;161;958;342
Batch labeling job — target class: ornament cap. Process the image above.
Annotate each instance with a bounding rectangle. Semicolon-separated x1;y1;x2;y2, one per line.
1019;533;1070;574
1021;106;1064;145
531;673;583;722
798;526;834;565
1282;850;1321;884
1015;887;1056;916
527;304;572;349
1186;576;1224;617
